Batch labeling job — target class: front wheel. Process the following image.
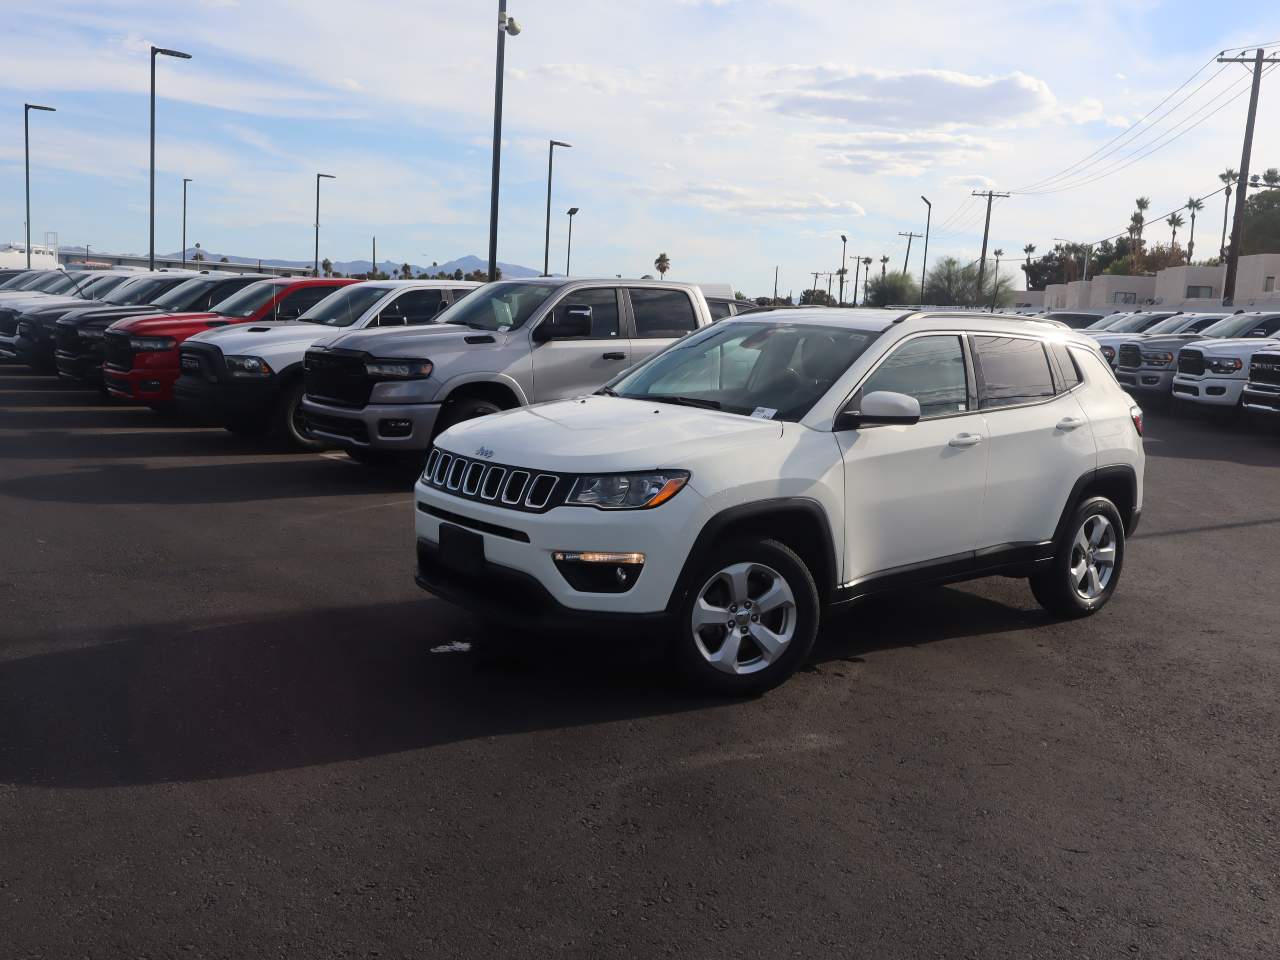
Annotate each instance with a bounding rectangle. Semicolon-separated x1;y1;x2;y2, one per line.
272;379;327;452
433;396;503;439
1030;496;1125;618
672;537;820;696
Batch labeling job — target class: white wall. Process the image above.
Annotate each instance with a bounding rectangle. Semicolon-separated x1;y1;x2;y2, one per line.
1154;264;1225;307
1235;254;1280;307
1087;274;1155;309
1043;283;1068;309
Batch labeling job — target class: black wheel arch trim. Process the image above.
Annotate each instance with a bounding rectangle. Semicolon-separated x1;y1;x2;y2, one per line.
1052;464;1140;543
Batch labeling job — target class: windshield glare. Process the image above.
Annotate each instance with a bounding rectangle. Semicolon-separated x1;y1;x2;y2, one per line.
83;275;130;298
1107;313;1165;333
1086;314;1129;329
35;273;82;294
0;273;34;290
300;284;390;327
211;281;280;318
1203;314;1266;338
152;278;216;310
437;282;554;332
611;321;877;421
103;277;171;305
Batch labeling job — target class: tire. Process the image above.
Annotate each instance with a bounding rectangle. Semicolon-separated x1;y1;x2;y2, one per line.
1030;496;1125;618
671;537;820;696
433;395;504;439
271;379;326;452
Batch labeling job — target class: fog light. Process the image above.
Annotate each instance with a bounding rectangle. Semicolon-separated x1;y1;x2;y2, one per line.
1141;376;1159;385
379;418;413;438
553;551;645;593
553;551;646;564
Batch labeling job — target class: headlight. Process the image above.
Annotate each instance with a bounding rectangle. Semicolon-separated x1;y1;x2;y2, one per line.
1141;351;1174;366
1207;357;1244;374
78;327;105;340
365;358;433;379
1101;345;1116;361
225;355;274;378
567;470;689;509
129;335;176;351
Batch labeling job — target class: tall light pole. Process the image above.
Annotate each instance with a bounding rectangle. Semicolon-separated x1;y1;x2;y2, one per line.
314;173;335;277
150;46;192;270
838;234;848;305
487;2;522;282
1053;237;1092;282
919;195;931;305
565;207;579;276
543;139;571;275
181;177;192;269
24;103;56;269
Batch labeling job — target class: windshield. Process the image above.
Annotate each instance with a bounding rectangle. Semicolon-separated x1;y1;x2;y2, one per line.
102;277;173;306
610;320;878;421
29;273;80;294
1105;313;1167;334
299;284;390;327
211;281;280;318
152;277;218;311
1202;313;1269;338
436;282;554;332
82;274;130;298
1085;314;1129;329
0;273;34;290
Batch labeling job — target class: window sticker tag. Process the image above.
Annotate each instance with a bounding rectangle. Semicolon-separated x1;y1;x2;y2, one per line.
750;407;777;419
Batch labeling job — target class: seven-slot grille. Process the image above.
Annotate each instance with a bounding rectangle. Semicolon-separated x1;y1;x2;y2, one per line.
102;330;135;370
1249;354;1280;387
1117;344;1142;370
304;350;374;408
1177;349;1205;376
422;448;569;514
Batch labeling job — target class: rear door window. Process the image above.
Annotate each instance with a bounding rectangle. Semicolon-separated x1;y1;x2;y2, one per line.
628;288;698;338
973;336;1056;408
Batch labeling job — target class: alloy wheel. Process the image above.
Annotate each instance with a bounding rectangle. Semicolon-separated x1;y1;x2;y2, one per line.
691;562;796;675
1070;514;1117;601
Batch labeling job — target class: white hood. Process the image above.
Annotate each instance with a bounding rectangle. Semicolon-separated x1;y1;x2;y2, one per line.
186;321;338;369
1186;336;1280;357
435;395;784;473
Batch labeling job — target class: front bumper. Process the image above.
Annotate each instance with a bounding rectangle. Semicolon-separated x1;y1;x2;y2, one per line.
413;477;703;616
1242;384;1280;417
300;396;441;451
104;363;179;404
1116;367;1175;395
173;372;278;423
1171;374;1247;406
54;347;103;382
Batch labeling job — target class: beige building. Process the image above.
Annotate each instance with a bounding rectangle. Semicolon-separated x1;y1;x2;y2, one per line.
1086;275;1155;309
1234;254;1280;306
1153;264;1225;309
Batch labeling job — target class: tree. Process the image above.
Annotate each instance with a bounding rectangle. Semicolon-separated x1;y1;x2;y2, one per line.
1185;197;1204;263
1022;243;1036;290
654;252;671;279
865;271;915;308
733;290;745;300
321;257;333;277
1219;168;1238;257
453;268;464;281
799;287;834;306
879;254;889;281
400;262;412;279
1239;186;1280;256
1166;212;1185;250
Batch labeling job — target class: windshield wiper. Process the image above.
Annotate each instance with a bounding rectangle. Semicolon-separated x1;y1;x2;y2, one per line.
596;386;618;397
646;394;721;410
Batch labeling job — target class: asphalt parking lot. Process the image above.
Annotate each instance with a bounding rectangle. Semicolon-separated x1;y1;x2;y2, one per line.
2;359;1278;959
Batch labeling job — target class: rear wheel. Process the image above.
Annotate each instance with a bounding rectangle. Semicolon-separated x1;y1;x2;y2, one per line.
1030;496;1125;618
672;537;819;696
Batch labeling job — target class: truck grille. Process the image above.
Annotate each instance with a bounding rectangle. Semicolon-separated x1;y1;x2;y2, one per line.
422;449;570;514
1249;353;1280;387
0;309;18;336
304;350;373;408
1177;349;1205;376
54;325;80;354
103;331;135;371
1117;344;1141;370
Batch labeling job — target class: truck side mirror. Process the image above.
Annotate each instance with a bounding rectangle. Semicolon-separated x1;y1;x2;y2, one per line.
533;304;592;342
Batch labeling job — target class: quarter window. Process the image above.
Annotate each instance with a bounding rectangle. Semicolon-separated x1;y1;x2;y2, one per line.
973;336;1056;409
859;335;969;419
551;288;621;339
707;300;733;321
629;288;698;338
1051;343;1082;390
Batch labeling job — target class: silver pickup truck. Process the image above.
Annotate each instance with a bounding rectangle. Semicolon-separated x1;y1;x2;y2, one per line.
300;277;716;463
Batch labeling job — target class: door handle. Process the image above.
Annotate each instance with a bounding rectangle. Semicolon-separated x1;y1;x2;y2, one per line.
602;352;626;360
1056;416;1086;431
948;433;984;448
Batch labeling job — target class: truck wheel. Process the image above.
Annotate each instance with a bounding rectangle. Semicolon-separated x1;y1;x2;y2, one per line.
1030;496;1125;618
272;379;326;452
672;537;819;696
434;396;504;438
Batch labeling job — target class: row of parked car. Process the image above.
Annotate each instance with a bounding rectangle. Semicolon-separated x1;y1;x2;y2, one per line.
1038;307;1280;426
2;264;1148;694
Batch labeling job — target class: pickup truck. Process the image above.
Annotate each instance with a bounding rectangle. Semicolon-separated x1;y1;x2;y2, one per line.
0;270;142;360
300;278;716;463
102;277;356;409
1242;347;1280;425
1170;311;1280;412
175;279;479;449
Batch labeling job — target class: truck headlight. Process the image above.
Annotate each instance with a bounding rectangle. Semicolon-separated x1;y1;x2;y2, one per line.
1141;351;1174;366
129;335;176;352
78;328;105;340
225;355;274;378
365;358;433;379
1207;357;1244;374
1101;345;1115;362
567;471;689;509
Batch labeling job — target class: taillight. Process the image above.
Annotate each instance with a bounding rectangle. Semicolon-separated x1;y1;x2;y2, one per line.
1130;405;1144;437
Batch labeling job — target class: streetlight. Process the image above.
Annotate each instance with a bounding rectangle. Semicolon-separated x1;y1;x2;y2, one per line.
182;178;192;269
565;207;579;276
919;195;931;305
314;173;335;277
24;103;56;269
487;1;522;282
839;234;848;306
150;46;192;270
543;139;571;275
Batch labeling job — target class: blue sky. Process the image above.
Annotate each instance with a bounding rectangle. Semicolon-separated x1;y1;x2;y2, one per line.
2;0;1277;295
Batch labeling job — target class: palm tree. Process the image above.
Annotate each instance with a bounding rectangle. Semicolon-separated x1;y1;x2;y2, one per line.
1219;168;1238;257
879;254;889;280
990;249;1004;309
1128;212;1145;271
1185;197;1204;263
861;257;872;301
654;252;671;279
1022;243;1036;290
1166;212;1185;250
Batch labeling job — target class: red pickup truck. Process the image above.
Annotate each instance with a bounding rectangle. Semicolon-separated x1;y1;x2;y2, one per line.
103;277;357;409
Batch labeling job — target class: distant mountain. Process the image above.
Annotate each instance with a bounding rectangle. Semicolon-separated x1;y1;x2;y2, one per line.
158;249;543;279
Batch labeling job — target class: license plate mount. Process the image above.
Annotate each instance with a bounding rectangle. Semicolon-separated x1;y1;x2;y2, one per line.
439;523;484;576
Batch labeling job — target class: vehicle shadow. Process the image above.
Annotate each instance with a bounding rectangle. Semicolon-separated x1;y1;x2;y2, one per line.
0;586;1042;789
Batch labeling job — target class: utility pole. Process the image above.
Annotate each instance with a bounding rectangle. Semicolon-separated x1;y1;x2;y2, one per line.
1217;48;1277;304
372;236;376;278
811;271;820;301
972;190;1010;303
851;257;862;306
919;196;931;305
898;232;922;274
773;265;779;303
838;234;848;305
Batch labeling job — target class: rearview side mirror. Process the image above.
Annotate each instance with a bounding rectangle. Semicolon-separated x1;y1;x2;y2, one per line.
532;304;592;343
834;390;922;431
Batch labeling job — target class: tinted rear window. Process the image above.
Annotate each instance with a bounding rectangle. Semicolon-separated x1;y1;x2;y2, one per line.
629;288;698;338
974;336;1056;408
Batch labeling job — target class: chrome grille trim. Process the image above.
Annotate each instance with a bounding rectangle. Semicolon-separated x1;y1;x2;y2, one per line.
446;457;466;490
480;466;506;500
524;474;558;509
501;470;530;505
462;462;485;496
432;453;452;486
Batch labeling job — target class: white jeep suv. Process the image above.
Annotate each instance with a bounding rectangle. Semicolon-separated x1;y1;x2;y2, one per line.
413;309;1145;694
